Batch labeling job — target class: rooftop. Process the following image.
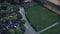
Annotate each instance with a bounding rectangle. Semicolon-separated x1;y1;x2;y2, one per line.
47;0;60;6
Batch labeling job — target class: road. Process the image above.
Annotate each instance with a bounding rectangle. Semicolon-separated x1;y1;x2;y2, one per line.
19;7;38;34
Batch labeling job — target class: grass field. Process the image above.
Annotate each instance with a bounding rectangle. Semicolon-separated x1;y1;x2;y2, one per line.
25;4;59;31
41;24;60;34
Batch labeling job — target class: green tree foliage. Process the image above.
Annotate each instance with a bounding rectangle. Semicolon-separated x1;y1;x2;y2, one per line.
0;18;6;24
3;2;11;6
9;29;15;34
0;10;5;14
13;5;19;11
9;16;17;21
13;0;24;4
4;16;17;21
20;20;25;24
16;12;22;20
14;0;19;3
5;0;24;5
0;18;3;25
15;29;23;34
4;16;10;21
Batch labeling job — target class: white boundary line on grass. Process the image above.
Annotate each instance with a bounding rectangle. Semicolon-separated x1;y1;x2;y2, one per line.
38;22;59;34
19;7;59;34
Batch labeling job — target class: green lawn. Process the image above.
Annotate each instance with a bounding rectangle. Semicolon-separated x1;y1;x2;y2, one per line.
41;24;60;34
25;4;59;31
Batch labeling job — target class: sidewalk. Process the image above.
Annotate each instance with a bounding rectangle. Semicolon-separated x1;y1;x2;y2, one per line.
19;7;38;34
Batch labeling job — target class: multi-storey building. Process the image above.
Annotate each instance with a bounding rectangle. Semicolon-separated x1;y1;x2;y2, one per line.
43;0;60;15
24;0;60;15
37;0;60;15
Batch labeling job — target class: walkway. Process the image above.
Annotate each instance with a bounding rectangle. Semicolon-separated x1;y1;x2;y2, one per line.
19;7;38;34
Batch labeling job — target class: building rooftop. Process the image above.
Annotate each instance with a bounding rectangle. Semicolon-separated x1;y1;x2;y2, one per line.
47;0;60;6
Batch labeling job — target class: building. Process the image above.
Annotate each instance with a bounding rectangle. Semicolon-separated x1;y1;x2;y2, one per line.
39;0;60;15
24;0;60;15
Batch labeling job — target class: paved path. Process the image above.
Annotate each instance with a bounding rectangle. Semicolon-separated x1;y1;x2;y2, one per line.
38;22;59;34
19;7;38;34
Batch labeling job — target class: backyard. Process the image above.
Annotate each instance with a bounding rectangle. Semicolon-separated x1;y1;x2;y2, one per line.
25;4;60;31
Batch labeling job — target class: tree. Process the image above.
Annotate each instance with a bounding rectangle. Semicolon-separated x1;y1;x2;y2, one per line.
20;20;25;24
4;16;10;21
13;0;24;5
0;18;6;24
0;18;3;25
5;0;24;5
9;16;17;21
9;29;15;34
15;28;23;34
0;10;5;14
16;12;22;20
3;2;11;6
12;5;19;11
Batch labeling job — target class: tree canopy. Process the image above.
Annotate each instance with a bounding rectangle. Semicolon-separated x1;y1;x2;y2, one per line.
9;29;15;34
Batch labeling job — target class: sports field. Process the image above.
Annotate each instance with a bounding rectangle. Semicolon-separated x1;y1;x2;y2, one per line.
41;24;60;34
25;4;59;31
